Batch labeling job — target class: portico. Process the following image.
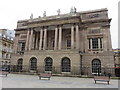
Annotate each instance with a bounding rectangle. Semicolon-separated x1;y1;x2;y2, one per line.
24;24;80;51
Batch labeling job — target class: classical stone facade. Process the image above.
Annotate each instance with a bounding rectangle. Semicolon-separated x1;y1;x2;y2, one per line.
113;49;120;67
11;8;115;76
0;29;14;70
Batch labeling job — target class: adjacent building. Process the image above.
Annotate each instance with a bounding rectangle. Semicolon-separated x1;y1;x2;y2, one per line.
0;29;14;70
113;49;120;67
11;8;115;76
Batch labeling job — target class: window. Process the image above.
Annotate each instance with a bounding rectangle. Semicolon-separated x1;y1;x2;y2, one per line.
100;38;102;48
67;40;71;48
18;42;26;51
6;54;8;59
45;57;53;71
17;59;23;71
88;38;103;50
61;57;71;72
52;41;54;48
92;59;101;74
2;52;4;58
92;38;98;49
88;38;91;49
30;57;37;71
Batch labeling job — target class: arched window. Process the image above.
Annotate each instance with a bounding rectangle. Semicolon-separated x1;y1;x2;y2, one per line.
30;57;37;71
17;58;23;71
92;59;101;74
61;57;71;72
45;57;53;71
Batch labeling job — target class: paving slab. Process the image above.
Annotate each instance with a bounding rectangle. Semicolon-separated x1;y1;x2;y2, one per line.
0;74;118;88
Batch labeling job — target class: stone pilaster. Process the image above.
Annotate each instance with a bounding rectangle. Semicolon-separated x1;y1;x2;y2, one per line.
98;38;100;49
90;39;92;49
14;35;20;53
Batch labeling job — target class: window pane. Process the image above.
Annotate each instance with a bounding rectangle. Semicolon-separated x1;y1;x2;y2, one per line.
88;38;91;49
92;38;98;49
30;58;37;70
92;59;101;74
61;58;71;72
67;40;71;48
100;38;102;48
17;59;23;71
45;58;53;71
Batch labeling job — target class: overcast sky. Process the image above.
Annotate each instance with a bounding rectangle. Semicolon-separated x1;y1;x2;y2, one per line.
0;0;119;49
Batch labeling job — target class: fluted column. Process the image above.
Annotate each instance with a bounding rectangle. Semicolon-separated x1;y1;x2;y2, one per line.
76;25;79;49
71;25;74;49
39;29;43;50
43;28;47;50
54;27;58;50
25;29;30;51
58;26;62;50
29;29;33;51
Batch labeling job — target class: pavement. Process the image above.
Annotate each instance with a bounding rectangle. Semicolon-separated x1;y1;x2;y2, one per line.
0;74;118;88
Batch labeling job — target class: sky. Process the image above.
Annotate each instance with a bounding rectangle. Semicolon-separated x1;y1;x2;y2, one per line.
0;0;119;49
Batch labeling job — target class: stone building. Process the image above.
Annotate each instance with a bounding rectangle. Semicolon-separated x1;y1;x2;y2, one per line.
0;29;14;71
113;49;120;67
11;8;115;76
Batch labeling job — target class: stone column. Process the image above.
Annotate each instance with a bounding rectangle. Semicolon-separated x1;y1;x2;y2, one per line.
54;27;58;50
90;39;92;49
58;26;62;50
43;28;47;50
39;29;43;50
29;29;33;51
35;32;39;49
98;38;100;49
76;25;79;49
25;29;30;51
71;25;74;49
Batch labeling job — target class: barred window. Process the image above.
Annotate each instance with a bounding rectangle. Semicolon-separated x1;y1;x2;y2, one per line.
67;40;71;48
45;57;53;71
88;38;103;50
92;59;101;74
92;38;98;49
30;57;37;71
61;57;71;72
88;38;91;49
100;38;102;48
17;59;23;71
18;42;26;51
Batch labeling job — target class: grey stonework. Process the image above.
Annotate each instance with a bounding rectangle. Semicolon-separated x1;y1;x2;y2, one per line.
11;8;115;76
